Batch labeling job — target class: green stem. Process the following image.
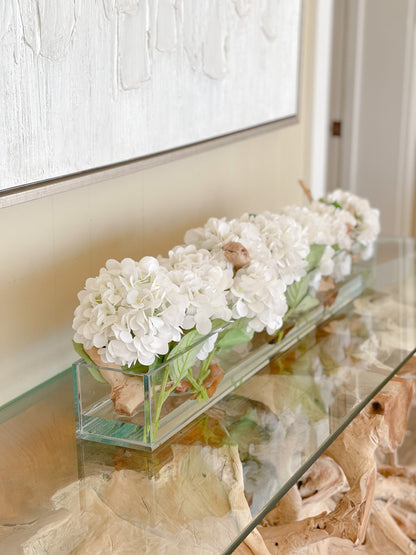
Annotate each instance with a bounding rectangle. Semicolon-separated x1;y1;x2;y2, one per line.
151;343;219;440
186;372;209;401
151;366;171;439
275;329;284;344
151;368;186;440
197;347;217;386
284;307;295;321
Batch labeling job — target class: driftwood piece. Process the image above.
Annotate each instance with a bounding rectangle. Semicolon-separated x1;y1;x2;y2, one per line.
260;471;376;552
259;377;414;553
375;473;416;514
86;346;144;416
388;502;416;540
234;537;272;555
298;456;349;509
378;463;416;483
316;276;338;308
260;517;330;554
262;486;303;527
288;537;370;554
397;355;416;377
241;529;272;555
85;349;225;415
262;457;348;529
298;179;313;203
365;499;416;554
322;377;414;543
12;444;271;554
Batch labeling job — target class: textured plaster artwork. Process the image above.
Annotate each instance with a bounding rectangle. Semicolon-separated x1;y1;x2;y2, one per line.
0;0;301;189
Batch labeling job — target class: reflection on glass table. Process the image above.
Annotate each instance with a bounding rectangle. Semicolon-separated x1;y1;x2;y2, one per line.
0;239;415;554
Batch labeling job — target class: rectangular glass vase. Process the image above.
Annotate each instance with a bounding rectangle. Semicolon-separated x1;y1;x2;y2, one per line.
73;259;374;451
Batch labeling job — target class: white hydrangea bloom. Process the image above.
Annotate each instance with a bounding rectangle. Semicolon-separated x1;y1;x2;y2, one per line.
186;212;309;286
241;212;310;285
228;260;288;335
197;332;219;361
324;189;380;247
184;217;235;250
280;203;356;290
159;245;234;335
309;201;357;251
184;216;271;264
73;257;188;367
281;205;329;246
281;202;356;251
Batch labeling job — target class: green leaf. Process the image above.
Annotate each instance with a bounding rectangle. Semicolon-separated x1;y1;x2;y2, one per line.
285;275;310;309
167;329;204;383
122;361;148;373
122;356;162;374
319;198;342;210
291;294;320;315
211;318;231;330
73;340;93;364
216;326;254;353
72;341;107;384
305;244;326;272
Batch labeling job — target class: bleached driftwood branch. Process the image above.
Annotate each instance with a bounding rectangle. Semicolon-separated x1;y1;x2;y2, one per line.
259;376;414;553
85;347;144;416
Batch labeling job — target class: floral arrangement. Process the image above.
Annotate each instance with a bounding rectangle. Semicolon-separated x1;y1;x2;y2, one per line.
73;188;380;434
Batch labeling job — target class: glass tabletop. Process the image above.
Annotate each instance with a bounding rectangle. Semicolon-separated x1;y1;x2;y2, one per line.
0;238;415;554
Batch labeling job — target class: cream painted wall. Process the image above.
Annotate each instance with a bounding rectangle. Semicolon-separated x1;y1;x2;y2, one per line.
0;3;317;406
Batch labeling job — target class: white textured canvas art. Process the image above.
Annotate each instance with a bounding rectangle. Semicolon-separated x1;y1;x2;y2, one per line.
0;0;302;190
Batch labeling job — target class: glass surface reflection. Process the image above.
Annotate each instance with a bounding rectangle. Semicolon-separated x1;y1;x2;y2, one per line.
0;239;415;554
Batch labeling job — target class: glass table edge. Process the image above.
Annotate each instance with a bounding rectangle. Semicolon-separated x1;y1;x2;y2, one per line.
0;368;72;423
222;347;416;554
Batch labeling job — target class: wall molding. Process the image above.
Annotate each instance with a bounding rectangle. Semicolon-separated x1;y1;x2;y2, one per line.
0;115;297;209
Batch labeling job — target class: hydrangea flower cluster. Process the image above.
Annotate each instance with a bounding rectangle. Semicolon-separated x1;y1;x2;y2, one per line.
323;189;380;260
183;211;310;335
73;190;380;369
158;245;233;335
229;260;288;335
281;191;380;289
239;212;310;286
73;257;188;367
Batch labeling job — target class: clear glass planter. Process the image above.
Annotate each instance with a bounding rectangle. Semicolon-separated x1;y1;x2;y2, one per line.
73;257;374;450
